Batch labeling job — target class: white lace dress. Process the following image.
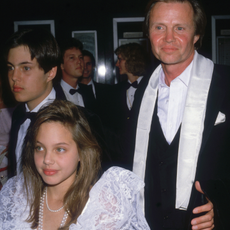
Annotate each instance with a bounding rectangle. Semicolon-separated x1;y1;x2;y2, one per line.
0;166;150;230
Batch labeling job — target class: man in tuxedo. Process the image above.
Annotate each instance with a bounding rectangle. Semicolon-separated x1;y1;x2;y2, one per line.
80;50;96;86
5;29;66;177
122;0;230;229
59;39;96;112
109;43;149;133
80;49;111;107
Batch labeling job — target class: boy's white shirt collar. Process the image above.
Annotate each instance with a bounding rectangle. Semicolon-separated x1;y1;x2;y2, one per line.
25;87;56;112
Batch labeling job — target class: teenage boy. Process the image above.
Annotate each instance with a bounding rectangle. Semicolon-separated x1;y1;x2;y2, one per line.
5;29;66;177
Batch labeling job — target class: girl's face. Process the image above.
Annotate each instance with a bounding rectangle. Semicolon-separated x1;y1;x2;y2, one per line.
34;121;80;188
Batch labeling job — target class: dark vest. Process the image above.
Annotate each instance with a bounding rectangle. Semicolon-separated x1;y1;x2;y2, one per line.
144;104;190;230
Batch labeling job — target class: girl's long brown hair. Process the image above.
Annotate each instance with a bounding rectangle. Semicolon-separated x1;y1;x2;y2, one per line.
21;100;101;229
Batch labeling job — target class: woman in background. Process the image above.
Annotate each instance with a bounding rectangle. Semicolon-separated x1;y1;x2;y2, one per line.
0;100;149;230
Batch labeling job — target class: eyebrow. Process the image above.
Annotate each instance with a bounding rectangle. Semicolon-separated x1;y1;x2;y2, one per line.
54;142;69;146
36;140;69;146
7;61;34;66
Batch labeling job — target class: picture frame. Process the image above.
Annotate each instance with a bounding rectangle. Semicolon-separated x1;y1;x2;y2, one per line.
72;30;98;67
211;15;230;64
14;20;55;37
113;17;145;53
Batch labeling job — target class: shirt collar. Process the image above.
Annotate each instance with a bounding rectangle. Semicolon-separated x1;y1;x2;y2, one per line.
26;87;56;112
87;79;94;86
159;61;193;88
61;79;79;91
128;76;143;84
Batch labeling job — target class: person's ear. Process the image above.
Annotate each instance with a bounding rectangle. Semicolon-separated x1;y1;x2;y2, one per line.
47;66;57;82
193;34;200;45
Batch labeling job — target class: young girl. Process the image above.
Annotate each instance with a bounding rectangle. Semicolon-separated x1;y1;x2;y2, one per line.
0;100;150;230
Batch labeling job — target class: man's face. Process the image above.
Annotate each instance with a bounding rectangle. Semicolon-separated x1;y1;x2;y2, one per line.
7;45;54;110
61;48;84;79
148;2;199;68
83;56;94;79
116;54;128;75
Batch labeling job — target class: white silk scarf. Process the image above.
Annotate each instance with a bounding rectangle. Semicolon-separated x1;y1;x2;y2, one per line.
133;51;214;213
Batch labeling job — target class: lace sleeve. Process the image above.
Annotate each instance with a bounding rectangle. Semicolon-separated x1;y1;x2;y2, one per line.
71;166;150;230
0;175;31;230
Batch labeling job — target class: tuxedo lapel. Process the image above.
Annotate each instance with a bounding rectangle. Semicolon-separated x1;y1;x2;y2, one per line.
53;83;67;100
131;74;151;119
200;66;227;154
78;83;96;111
8;104;26;177
121;82;129;113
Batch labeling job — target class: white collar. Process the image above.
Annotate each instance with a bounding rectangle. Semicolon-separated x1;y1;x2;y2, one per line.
87;79;93;85
25;88;56;112
61;79;79;92
128;76;143;84
159;61;193;88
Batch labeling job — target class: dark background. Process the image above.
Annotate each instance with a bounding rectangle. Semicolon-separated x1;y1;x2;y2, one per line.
0;0;230;83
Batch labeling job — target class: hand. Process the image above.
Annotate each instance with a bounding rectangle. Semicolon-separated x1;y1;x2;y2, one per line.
191;181;214;230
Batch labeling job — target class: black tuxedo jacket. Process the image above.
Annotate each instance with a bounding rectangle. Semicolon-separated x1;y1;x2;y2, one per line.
115;64;230;229
90;81;112;118
93;81;112;101
105;76;151;134
65;82;97;113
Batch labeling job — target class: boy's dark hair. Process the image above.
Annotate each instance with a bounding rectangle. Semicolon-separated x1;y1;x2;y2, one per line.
4;28;60;73
82;50;95;67
60;38;83;63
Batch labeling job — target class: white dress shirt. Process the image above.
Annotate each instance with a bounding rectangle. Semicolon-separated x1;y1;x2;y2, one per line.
61;79;84;107
15;88;56;174
157;61;193;144
126;76;143;110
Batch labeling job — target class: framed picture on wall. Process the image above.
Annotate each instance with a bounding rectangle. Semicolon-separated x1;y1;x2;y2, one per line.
72;30;98;66
211;15;230;65
14;20;55;37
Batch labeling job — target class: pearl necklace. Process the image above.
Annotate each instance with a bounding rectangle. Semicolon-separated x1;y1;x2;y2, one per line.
45;188;65;212
38;187;69;230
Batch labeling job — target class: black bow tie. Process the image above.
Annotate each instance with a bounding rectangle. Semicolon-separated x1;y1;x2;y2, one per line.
17;111;37;128
69;88;82;95
126;81;138;89
25;112;37;120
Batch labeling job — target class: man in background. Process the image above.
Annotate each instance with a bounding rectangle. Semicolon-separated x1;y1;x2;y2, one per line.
110;43;149;133
59;39;96;111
